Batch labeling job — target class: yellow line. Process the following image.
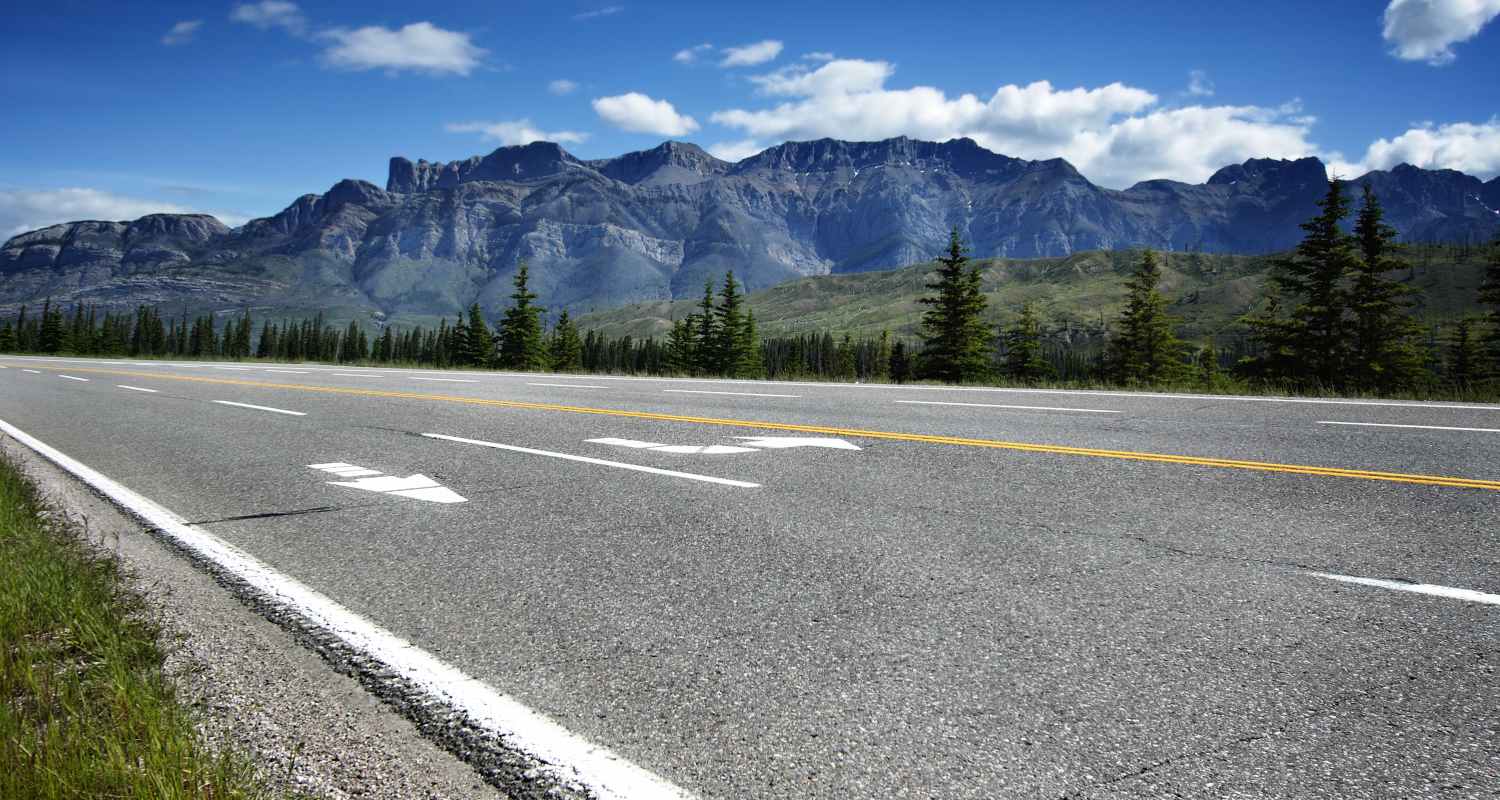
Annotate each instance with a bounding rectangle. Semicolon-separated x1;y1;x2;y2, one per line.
29;364;1500;492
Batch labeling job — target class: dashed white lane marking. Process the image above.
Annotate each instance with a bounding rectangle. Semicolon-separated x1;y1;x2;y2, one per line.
22;369;41;374
412;377;478;383
1310;571;1500;606
529;382;607;389
425;433;761;488
58;375;89;382
0;419;690;800
332;372;386;377
1318;421;1500;434
895;399;1120;413
212;400;306;416
117;385;159;393
214;366;254;371
264;369;311;374
663;389;800;398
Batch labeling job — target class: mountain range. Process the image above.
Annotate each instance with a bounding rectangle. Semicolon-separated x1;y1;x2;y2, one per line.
3;136;1498;325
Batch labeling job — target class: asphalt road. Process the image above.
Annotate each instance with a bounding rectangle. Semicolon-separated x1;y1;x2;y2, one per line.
3;354;1498;799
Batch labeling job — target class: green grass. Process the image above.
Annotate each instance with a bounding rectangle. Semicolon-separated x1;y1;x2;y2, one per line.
0;452;285;800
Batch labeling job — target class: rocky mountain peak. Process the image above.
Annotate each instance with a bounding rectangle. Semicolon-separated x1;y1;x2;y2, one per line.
387;141;581;193
1206;156;1328;189
591;141;730;186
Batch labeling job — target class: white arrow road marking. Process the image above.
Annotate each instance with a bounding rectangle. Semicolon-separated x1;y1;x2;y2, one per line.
427;433;760;488
586;437;759;455
308;463;467;503
735;436;862;450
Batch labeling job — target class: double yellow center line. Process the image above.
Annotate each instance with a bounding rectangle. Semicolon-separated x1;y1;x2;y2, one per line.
30;365;1500;492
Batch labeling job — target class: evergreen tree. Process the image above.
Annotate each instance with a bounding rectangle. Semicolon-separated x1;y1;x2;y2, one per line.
0;322;14;352
39;299;64;353
497;262;547;370
1002;301;1054;382
1198;343;1222;391
735;309;764;378
1105;250;1186;385
665;316;697;374
1447;318;1482;389
1349;184;1426;392
1481;237;1500;379
873;330;892;381
549;311;584;371
692;280;719;375
917;229;992;383
458;303;493;367
1248;178;1359;388
889;340;911;383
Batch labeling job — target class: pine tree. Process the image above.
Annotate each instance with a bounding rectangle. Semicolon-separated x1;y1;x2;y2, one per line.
39;299;64;353
666;316;697;374
1003;302;1054;382
712;271;758;377
1447;318;1482;389
693;280;719;375
1349;184;1426;393
1198;343;1222;391
1480;237;1500;379
917;229;992;383
462;303;495;367
1105;250;1186;385
735;309;764;378
0;322;14;353
549;311;584;371
1248;178;1359;389
889;340;911;383
497;262;547;370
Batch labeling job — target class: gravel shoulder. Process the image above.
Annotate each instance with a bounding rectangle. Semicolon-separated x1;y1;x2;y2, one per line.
3;436;508;800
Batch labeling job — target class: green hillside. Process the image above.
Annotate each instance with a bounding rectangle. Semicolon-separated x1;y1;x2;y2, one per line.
575;245;1493;345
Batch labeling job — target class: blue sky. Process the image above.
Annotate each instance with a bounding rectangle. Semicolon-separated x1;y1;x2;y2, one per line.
2;0;1498;235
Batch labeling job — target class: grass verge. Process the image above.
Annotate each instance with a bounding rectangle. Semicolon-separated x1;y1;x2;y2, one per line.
0;450;284;800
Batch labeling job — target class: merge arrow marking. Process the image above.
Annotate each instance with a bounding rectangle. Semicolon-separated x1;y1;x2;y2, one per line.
734;436;862;451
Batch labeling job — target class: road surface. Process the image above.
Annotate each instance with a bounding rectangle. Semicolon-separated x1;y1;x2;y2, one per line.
2;354;1497;799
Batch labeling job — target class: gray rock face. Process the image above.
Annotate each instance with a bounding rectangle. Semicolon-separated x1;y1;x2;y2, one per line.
3;138;1497;323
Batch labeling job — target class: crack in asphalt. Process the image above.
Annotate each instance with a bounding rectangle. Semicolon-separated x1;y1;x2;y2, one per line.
188;505;347;525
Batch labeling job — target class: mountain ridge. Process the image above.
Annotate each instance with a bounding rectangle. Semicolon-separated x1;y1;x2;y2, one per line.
4;136;1498;325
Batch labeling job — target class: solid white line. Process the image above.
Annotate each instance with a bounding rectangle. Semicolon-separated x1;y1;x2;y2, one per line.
663;389;800;398
58;375;89;382
895;399;1119;414
1310;571;1500;606
212;400;306;416
0;419;690;800
423;433;761;488
117;385;159;393
529;382;608;389
1317;421;1500;434
411;377;478;383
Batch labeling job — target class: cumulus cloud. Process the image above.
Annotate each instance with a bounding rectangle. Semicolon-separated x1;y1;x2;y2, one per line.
573;5;623;20
592;92;699;136
803;51;835;62
320;22;486;76
720;39;783;67
707;139;765;162
161;20;203;46
1186;69;1214;97
548;79;579;95
1330;118;1500;178
0;188;248;238
445;120;589;146
1382;0;1500;64
710;59;1322;188
673;42;713;63
230;0;306;35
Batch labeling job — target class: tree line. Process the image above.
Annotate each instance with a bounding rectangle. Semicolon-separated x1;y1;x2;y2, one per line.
4;182;1499;397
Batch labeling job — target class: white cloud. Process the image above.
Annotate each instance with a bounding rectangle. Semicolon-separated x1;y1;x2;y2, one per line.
1186;69;1214;97
161;20;203;46
673;42;713;63
230;1;306;35
548;79;579;95
592;92;700;136
707;139;765;162
710;59;1323;188
802;51;835;62
1382;0;1500;64
0;188;248;238
445;120;589;146
720;39;784;67
573;5;623;20
320;22;486;76
1329;118;1500;178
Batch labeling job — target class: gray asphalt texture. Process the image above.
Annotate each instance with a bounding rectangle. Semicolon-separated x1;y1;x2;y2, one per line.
2;355;1498;799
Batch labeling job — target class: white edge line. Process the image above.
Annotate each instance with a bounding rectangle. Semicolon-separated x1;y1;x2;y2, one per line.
423;433;761;488
0;418;693;800
895;399;1119;413
1309;571;1500;606
1317;421;1500;434
117;385;159;393
212;400;306;416
663;390;801;398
